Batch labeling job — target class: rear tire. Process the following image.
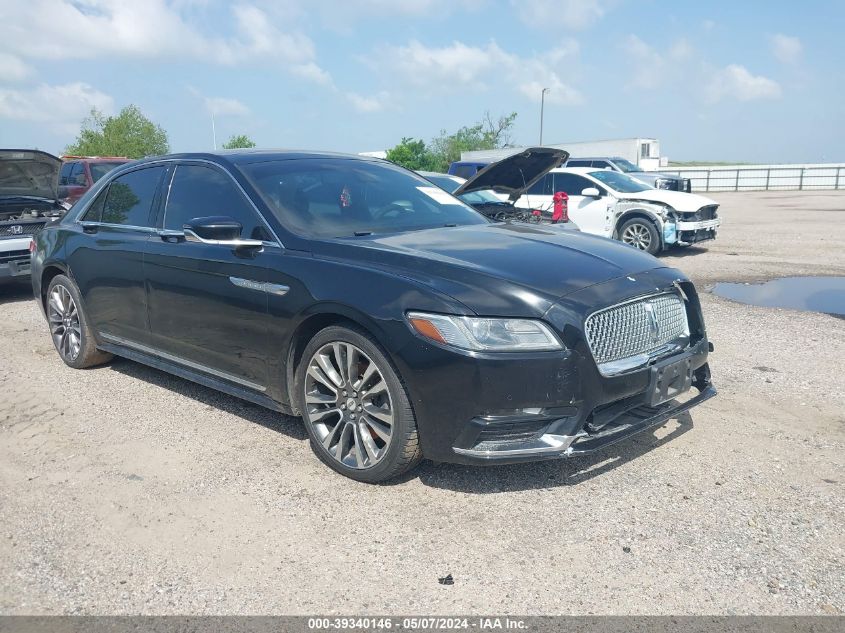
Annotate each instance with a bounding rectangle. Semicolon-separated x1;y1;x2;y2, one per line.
46;274;112;369
618;217;661;255
295;325;423;483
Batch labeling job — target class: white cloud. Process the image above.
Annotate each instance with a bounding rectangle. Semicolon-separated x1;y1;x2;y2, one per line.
373;39;582;105
0;54;33;81
707;64;782;102
347;91;390;113
0;0;330;83
622;35;691;89
204;97;250;117
0;82;114;132
770;34;802;64
386;40;506;87
512;0;606;30
291;62;334;86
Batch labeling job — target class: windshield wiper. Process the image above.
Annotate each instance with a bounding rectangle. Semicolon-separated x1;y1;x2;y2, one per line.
353;230;373;237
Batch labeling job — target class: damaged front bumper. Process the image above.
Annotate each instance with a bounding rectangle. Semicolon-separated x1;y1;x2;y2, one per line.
664;218;721;247
452;357;716;463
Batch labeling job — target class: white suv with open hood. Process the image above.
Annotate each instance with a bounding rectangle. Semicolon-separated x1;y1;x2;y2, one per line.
514;167;720;255
0;150;68;283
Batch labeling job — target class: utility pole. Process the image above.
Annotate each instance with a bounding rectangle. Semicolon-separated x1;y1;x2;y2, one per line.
211;112;217;150
539;87;549;145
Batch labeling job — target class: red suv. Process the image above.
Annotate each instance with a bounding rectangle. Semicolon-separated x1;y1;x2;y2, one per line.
58;156;132;204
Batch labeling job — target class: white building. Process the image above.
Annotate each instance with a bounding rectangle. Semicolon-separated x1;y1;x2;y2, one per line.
461;138;665;171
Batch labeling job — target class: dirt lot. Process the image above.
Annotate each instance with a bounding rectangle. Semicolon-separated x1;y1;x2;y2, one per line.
1;191;843;615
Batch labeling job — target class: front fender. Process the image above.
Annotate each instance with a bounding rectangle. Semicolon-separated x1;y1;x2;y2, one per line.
612;202;671;247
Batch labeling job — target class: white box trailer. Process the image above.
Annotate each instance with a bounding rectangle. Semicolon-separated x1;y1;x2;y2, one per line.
461;138;664;170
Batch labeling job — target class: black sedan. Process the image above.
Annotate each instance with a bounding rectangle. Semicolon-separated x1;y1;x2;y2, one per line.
31;151;715;482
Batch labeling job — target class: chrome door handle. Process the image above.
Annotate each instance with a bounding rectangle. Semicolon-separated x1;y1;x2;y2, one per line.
158;229;185;242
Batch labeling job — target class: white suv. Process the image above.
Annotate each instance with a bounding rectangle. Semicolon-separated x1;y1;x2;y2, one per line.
514;167;720;255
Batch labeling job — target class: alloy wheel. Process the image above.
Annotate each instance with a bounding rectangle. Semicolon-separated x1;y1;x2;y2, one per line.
48;284;82;361
304;342;394;470
622;223;653;250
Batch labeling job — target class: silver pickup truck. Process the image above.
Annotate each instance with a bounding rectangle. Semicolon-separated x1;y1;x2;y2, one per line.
565;156;691;192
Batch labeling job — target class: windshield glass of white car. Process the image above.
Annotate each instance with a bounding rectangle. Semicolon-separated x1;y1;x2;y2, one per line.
589;170;653;193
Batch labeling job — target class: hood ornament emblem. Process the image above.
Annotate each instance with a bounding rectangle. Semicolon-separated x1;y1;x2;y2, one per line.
644;301;660;343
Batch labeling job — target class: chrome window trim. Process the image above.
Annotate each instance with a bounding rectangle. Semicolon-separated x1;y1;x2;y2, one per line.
99;332;266;392
73;158;285;249
78;221;158;233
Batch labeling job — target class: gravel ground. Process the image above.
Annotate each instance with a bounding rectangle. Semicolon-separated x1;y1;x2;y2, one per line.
0;191;843;615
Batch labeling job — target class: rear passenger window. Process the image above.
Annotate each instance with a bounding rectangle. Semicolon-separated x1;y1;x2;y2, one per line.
101;167;164;227
566;160;591;168
552;173;594;195
452;165;479;179
526;174;552;195
164;165;271;241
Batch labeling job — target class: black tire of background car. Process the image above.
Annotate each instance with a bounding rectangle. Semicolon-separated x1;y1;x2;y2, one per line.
618;217;661;256
295;325;423;483
47;274;113;369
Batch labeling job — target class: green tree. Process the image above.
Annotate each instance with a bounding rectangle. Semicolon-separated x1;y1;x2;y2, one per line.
222;134;256;149
65;105;169;159
429;111;518;171
385;137;438;171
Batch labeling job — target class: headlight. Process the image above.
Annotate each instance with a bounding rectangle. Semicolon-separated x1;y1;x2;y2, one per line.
655;178;673;190
406;311;563;352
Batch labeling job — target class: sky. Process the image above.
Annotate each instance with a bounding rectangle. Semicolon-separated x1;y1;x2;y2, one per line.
0;0;843;163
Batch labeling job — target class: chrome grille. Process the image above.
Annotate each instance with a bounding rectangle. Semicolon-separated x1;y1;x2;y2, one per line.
0;221;45;238
585;293;689;370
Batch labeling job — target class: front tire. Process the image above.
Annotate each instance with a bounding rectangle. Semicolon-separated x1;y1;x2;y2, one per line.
295;325;422;483
46;274;112;369
618;217;660;255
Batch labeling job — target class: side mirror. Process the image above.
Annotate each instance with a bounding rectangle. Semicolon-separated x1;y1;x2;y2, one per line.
183;216;264;251
184;216;242;241
581;187;601;197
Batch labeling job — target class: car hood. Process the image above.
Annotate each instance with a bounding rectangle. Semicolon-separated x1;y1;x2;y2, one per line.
320;223;666;317
453;147;568;201
0;150;62;200
616;188;717;212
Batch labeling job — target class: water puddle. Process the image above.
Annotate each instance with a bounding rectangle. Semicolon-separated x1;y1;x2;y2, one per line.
712;276;845;317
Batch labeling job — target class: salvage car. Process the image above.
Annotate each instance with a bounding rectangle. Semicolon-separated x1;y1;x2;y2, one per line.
32;150;716;482
420;147;578;228
565;156;692;192
516;167;721;255
1;150;69;284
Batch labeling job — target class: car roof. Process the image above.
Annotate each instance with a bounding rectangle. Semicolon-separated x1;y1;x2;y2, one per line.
549;167;597;175
127;149;384;168
566;156;626;161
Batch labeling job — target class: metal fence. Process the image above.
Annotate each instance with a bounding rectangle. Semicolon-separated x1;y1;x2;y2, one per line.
660;164;845;192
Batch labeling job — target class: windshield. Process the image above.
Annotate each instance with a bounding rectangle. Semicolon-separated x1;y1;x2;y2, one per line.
459;189;506;204
589;170;653;193
423;174;505;205
613;158;641;173
424;174;462;193
241;159;489;238
90;162;128;182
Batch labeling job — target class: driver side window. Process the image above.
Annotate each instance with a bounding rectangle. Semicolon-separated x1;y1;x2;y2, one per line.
164;165;272;241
